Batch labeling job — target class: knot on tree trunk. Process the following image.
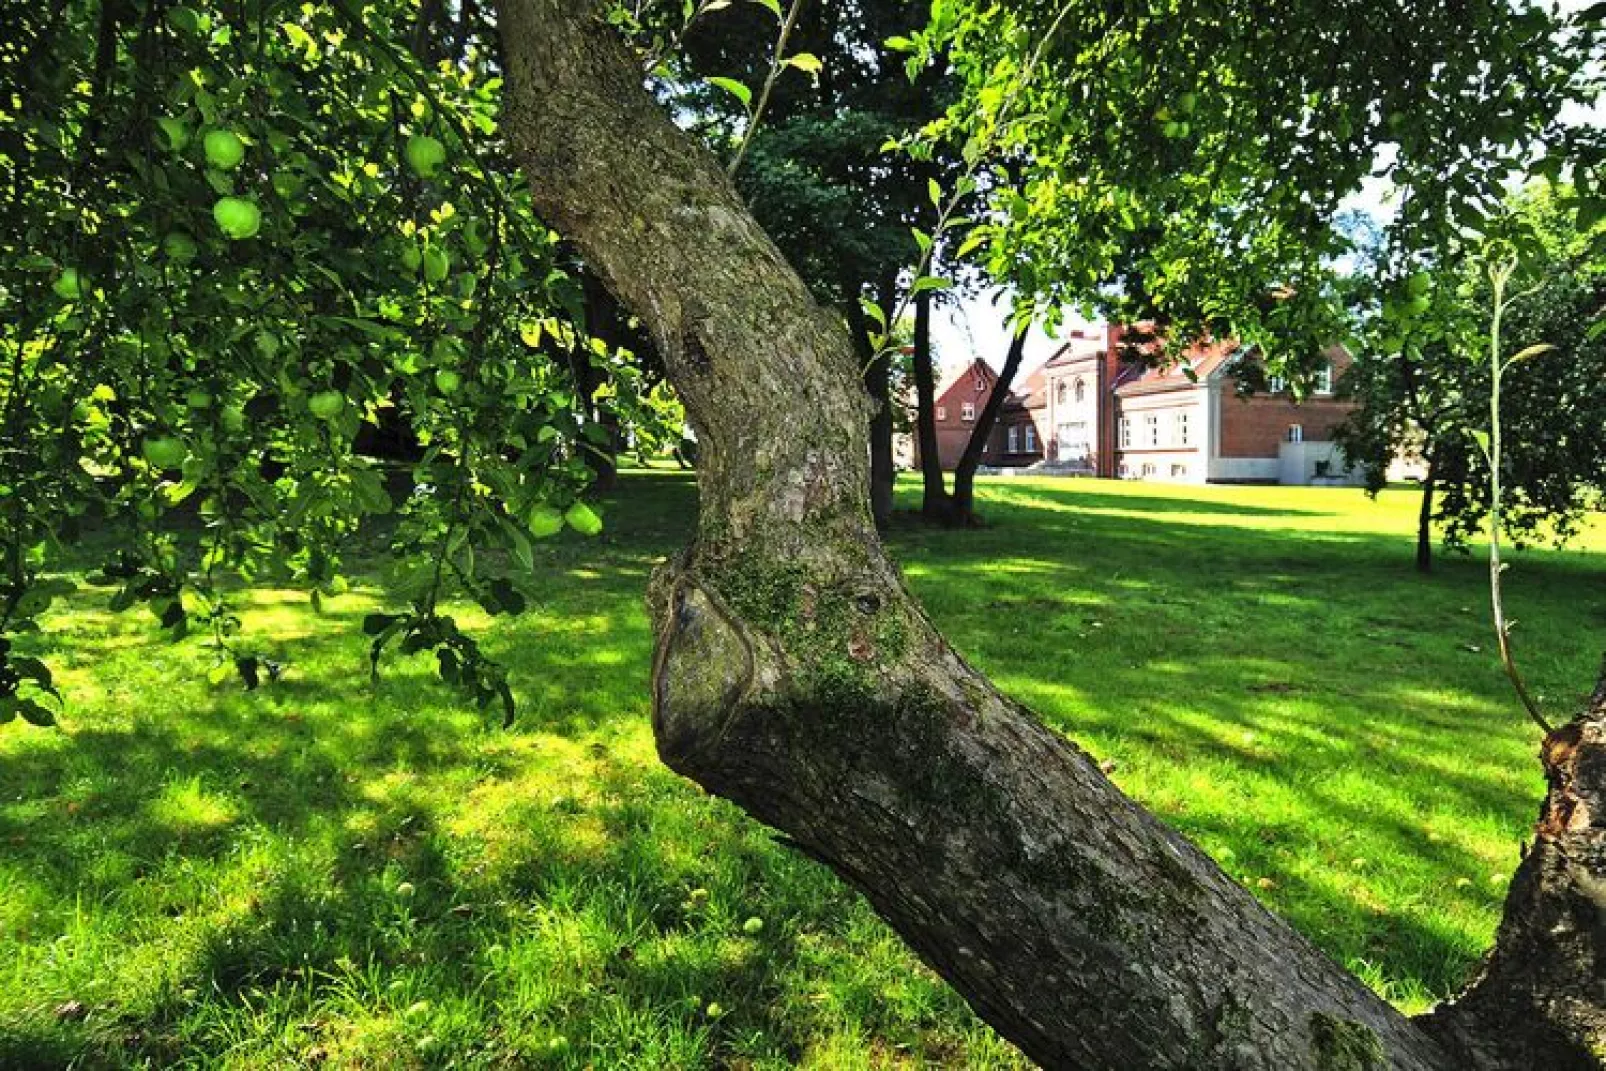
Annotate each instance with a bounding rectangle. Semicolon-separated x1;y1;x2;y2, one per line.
1418;698;1606;1070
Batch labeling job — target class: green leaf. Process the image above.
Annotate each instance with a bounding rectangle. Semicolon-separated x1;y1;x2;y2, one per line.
707;77;753;110
928;178;943;208
1505;343;1555;366
751;0;782;17
785;53;823;77
362;612;404;636
16;698;56;727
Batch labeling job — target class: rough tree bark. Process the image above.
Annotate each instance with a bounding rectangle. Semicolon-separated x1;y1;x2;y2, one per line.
495;2;1605;1066
911;289;952;522
950;327;1027;526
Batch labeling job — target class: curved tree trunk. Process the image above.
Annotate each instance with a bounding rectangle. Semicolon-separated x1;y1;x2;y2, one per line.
495;3;1604;1066
949;327;1026;526
911;289;951;522
1418;673;1606;1069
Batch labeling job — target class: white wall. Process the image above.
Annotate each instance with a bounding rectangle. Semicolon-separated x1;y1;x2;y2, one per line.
1278;441;1367;486
1114;389;1208;484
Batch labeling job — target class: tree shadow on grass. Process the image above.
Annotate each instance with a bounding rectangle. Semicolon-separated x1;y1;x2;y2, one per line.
885;482;1602;1005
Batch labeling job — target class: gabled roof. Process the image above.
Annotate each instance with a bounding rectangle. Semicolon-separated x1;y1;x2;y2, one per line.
935;356;1041;414
1016;365;1048;410
1113;337;1241;397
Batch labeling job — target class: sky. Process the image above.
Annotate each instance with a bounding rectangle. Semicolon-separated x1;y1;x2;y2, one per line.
929;0;1603;385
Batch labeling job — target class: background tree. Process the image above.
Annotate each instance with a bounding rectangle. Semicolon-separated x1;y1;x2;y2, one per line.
1337;186;1606;571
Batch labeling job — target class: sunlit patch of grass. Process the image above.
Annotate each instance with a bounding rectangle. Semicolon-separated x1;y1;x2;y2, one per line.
0;469;1599;1062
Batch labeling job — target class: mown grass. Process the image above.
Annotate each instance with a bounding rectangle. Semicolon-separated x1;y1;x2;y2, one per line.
1;471;1600;1068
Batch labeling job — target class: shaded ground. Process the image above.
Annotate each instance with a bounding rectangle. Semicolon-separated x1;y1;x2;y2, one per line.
0;471;1599;1067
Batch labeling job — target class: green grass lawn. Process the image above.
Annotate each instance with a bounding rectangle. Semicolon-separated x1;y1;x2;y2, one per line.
1;472;1601;1068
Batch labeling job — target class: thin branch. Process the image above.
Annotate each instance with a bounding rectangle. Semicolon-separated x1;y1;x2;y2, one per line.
727;0;806;177
1485;253;1554;735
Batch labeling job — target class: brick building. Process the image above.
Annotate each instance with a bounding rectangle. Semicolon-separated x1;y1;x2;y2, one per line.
915;358;1045;470
919;328;1365;485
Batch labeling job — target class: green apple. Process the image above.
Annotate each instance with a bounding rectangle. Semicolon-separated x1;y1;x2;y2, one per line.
741;916;764;935
401;244;422;272
213;197;261;240
142;436;187;469
308;390;345;420
564;501;602;537
221;406;247;434
1405;271;1432;298
163;231;199;261
185;389;213;409
434;369;462;395
404;134;447;178
204;129;246;171
422;246;449;284
527;505;564;539
52;267;87;300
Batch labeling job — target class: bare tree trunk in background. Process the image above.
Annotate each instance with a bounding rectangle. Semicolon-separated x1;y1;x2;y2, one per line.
578;271;624;491
912;289;952;522
847;283;895;530
1416;464;1437;575
949;328;1026;526
495;2;1606;1066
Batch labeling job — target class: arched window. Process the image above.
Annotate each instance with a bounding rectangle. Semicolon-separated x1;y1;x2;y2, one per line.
1074;379;1086;403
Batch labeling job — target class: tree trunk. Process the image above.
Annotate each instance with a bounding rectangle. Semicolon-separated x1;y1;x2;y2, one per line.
949;326;1026;526
578;271;624;491
1416;667;1606;1070
846;286;895;530
1416;466;1437;575
495;3;1604;1066
911;289;951;522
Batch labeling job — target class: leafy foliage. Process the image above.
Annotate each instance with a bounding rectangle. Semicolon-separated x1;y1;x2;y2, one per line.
904;0;1600;375
0;0;664;719
1337;187;1606;553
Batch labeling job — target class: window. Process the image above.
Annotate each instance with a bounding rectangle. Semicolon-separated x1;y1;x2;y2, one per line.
1314;363;1334;394
1024;426;1036;452
1141;462;1157;478
1120;417;1132;449
1268;374;1287;394
1007;426;1019;453
936;405;947;420
1288;423;1304;443
1145;414;1161;446
961;402;975;421
973;373;987;393
1075;379;1086;403
1175;411;1191;446
1171;463;1188;479
1056;382;1068;405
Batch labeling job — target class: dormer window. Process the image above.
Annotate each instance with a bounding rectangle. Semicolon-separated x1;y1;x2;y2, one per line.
1314;364;1333;394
